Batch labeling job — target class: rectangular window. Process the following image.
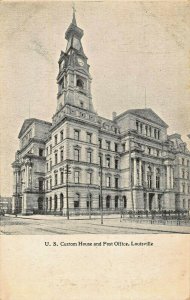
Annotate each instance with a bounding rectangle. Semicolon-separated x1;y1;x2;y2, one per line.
60;150;64;162
148;147;151;155
182;158;185;165
115;159;119;169
154;129;157;139
87;151;92;163
99;155;102;166
156;176;160;189
39;179;43;191
145;126;148;136
50;179;52;189
54;174;58;186
98;139;102;148
147;175;152;189
106;176;111;187
74;194;80;208
106;157;110;168
149;127;152;137
46;162;48;172
122;143;125;152
50;145;52;154
60;131;64;141
74;129;80;140
46;147;48;156
136;121;139;132
87;173;92;184
115;177;119;188
46;180;48;190
115;143;118;152
87;133;92;143
61;171;64;184
55;153;58;165
74;149;80;161
74;171;80;184
50;159;52;170
39;148;43;157
106;141;111;150
54;135;58;145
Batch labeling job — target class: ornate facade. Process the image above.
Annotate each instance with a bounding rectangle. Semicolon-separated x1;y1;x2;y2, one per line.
12;12;190;214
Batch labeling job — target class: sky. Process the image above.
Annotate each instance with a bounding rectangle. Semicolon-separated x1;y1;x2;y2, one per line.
0;1;190;196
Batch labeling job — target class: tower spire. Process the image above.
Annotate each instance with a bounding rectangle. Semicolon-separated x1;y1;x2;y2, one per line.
72;3;77;26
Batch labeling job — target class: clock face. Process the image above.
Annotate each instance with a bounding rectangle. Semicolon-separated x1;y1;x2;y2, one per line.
77;58;84;66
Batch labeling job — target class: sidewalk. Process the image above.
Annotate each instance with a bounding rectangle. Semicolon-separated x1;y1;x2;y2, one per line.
5;214;190;233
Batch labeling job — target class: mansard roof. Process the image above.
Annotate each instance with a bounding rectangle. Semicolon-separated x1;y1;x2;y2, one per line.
18;118;51;139
116;108;168;128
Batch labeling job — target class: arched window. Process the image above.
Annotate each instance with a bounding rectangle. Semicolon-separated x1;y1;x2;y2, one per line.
147;166;152;189
76;79;84;89
106;195;111;209
60;193;64;210
50;197;52;211
156;168;160;189
74;193;80;208
54;195;57;211
123;196;127;209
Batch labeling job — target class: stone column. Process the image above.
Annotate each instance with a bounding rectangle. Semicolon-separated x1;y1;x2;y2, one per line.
170;167;174;189
153;165;156;189
145;163;148;188
25;164;29;189
139;159;142;186
48;199;51;211
133;158;137;186
154;194;158;210
52;198;55;212
57;196;60;211
166;165;170;190
74;73;76;87
64;75;67;88
13;170;17;194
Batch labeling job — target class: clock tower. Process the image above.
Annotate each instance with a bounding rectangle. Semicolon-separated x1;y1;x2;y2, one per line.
56;9;94;113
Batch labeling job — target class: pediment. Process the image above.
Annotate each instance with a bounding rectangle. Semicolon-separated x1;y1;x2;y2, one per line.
18;119;35;139
128;109;168;128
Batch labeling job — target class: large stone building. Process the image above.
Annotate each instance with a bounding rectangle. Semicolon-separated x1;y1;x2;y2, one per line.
12;11;190;214
12;119;51;214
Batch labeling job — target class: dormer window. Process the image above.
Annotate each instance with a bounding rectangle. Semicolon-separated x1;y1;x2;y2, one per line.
77;79;84;89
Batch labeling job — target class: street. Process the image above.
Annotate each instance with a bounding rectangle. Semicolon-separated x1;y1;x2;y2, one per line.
1;215;190;234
